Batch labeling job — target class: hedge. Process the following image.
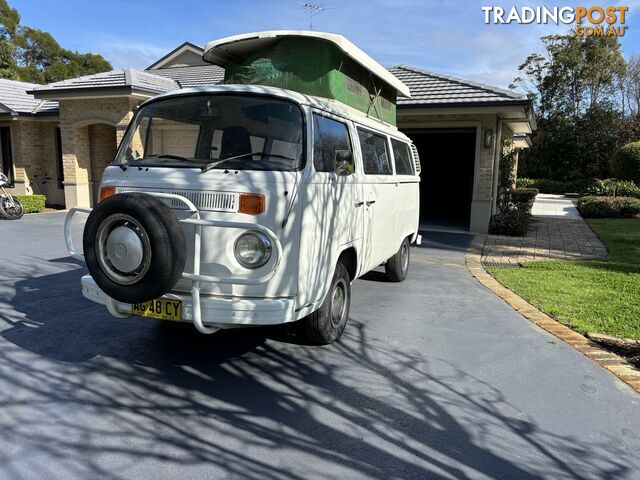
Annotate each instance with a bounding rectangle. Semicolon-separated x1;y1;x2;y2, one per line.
510;188;538;210
489;188;538;236
611;142;640;183
15;194;46;214
516;177;640;199
576;196;640;218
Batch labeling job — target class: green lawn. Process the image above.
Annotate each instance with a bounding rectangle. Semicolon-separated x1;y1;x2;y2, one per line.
487;219;640;340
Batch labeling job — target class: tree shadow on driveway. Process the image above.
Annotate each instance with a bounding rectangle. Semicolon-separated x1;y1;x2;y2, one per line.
0;256;633;479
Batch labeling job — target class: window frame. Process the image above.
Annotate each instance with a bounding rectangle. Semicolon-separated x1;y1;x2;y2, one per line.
113;92;307;172
311;111;354;174
390;137;415;176
356;126;393;176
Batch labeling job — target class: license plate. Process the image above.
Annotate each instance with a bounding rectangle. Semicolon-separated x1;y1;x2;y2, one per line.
132;299;182;321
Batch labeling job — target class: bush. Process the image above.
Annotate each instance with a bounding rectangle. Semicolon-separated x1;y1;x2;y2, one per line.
490;208;531;236
611;142;640;183
584;179;640;198
15;194;46;214
516;177;640;198
515;178;566;194
576;196;640;218
510;188;538;211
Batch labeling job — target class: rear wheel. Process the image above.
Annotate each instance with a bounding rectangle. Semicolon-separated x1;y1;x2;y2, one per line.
300;262;351;345
385;236;410;282
0;195;24;220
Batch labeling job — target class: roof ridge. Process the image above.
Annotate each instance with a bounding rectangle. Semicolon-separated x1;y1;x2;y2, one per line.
33;68;124;89
0;78;41;87
392;64;525;100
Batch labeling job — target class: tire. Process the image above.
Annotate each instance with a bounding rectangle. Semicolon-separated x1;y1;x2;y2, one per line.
385;236;410;282
299;262;351;345
0;195;24;220
83;193;186;304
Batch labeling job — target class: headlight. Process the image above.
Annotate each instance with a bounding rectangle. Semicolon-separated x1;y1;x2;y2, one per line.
234;231;272;269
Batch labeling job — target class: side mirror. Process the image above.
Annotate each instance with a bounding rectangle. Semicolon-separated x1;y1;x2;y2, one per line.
333;150;354;176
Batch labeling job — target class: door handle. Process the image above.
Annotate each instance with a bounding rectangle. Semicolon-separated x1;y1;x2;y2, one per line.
354;201;364;207
366;200;376;206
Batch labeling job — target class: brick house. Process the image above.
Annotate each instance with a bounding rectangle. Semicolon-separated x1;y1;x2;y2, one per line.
0;41;534;233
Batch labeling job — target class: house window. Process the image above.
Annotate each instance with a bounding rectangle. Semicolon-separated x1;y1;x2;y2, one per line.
313;114;352;172
55;127;64;189
0;127;13;186
358;128;391;175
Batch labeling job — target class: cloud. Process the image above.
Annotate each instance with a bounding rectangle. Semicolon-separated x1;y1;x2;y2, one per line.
96;41;171;69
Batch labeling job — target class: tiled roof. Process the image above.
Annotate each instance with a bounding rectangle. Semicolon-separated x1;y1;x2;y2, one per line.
30;68;179;95
388;65;528;107
151;64;225;87
18;62;530;114
0;79;58;115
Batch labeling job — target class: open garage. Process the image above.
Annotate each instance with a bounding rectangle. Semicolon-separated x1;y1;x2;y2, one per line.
391;65;536;232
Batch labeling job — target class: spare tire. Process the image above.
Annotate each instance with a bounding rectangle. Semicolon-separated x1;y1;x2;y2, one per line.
83;193;186;304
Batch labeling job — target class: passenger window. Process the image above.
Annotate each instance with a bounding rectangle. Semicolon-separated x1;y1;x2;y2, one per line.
313;114;353;173
391;139;414;175
358;129;391;175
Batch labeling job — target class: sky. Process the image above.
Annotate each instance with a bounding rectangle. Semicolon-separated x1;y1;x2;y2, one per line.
9;0;640;90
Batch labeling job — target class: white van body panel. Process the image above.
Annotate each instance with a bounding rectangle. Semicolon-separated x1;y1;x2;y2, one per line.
71;85;420;328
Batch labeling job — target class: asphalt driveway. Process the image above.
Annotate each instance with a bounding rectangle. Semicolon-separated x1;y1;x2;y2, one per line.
1;212;639;479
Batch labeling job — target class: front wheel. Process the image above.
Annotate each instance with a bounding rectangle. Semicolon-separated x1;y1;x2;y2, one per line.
385;236;410;282
299;262;351;345
0;195;24;220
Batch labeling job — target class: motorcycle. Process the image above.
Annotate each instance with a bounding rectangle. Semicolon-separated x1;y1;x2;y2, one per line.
0;172;24;220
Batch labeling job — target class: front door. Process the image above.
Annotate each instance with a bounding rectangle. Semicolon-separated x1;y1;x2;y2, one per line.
0;127;13;185
309;113;362;275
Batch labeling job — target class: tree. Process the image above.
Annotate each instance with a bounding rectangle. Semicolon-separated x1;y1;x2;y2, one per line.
0;0;19;40
513;33;630;180
0;1;111;84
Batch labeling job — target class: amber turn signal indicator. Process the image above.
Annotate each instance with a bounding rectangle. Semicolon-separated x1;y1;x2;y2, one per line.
99;186;116;202
238;193;265;215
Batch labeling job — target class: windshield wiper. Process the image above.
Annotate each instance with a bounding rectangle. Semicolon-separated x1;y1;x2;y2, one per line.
201;151;295;173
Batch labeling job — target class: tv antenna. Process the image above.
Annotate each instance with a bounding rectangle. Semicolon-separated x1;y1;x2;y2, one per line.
298;2;331;30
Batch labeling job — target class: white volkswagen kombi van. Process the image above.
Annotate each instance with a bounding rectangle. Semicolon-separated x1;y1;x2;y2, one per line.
64;32;421;344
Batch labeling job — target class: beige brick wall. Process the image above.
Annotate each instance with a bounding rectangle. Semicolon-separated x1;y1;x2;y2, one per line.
4;119;63;204
58;96;144;207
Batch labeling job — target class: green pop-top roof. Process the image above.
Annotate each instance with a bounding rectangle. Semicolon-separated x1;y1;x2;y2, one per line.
203;31;411;98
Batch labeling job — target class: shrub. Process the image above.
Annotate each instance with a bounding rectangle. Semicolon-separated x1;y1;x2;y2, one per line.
516;177;640;198
490;208;531;236
611;142;640;183
576;196;640;218
510;188;538;212
15;194;46;214
584;179;640;198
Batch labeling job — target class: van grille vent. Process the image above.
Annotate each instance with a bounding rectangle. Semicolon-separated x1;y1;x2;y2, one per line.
116;187;239;212
410;144;422;175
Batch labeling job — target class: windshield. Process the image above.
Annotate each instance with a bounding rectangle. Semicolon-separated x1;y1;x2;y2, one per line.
114;94;305;171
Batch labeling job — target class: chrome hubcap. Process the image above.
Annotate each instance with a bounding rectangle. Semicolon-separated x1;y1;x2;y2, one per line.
400;242;409;272
330;280;346;325
106;226;144;273
96;214;151;285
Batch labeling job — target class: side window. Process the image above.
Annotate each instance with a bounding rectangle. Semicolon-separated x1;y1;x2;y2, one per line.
391;139;414;175
357;128;392;175
313;114;353;173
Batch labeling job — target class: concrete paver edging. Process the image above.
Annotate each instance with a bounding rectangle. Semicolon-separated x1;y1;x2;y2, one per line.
466;234;640;395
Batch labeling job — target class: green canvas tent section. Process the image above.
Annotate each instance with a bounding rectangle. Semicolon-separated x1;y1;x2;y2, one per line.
203;31;411;126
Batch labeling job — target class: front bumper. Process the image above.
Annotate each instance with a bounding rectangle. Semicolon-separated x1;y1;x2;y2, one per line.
81;275;297;327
